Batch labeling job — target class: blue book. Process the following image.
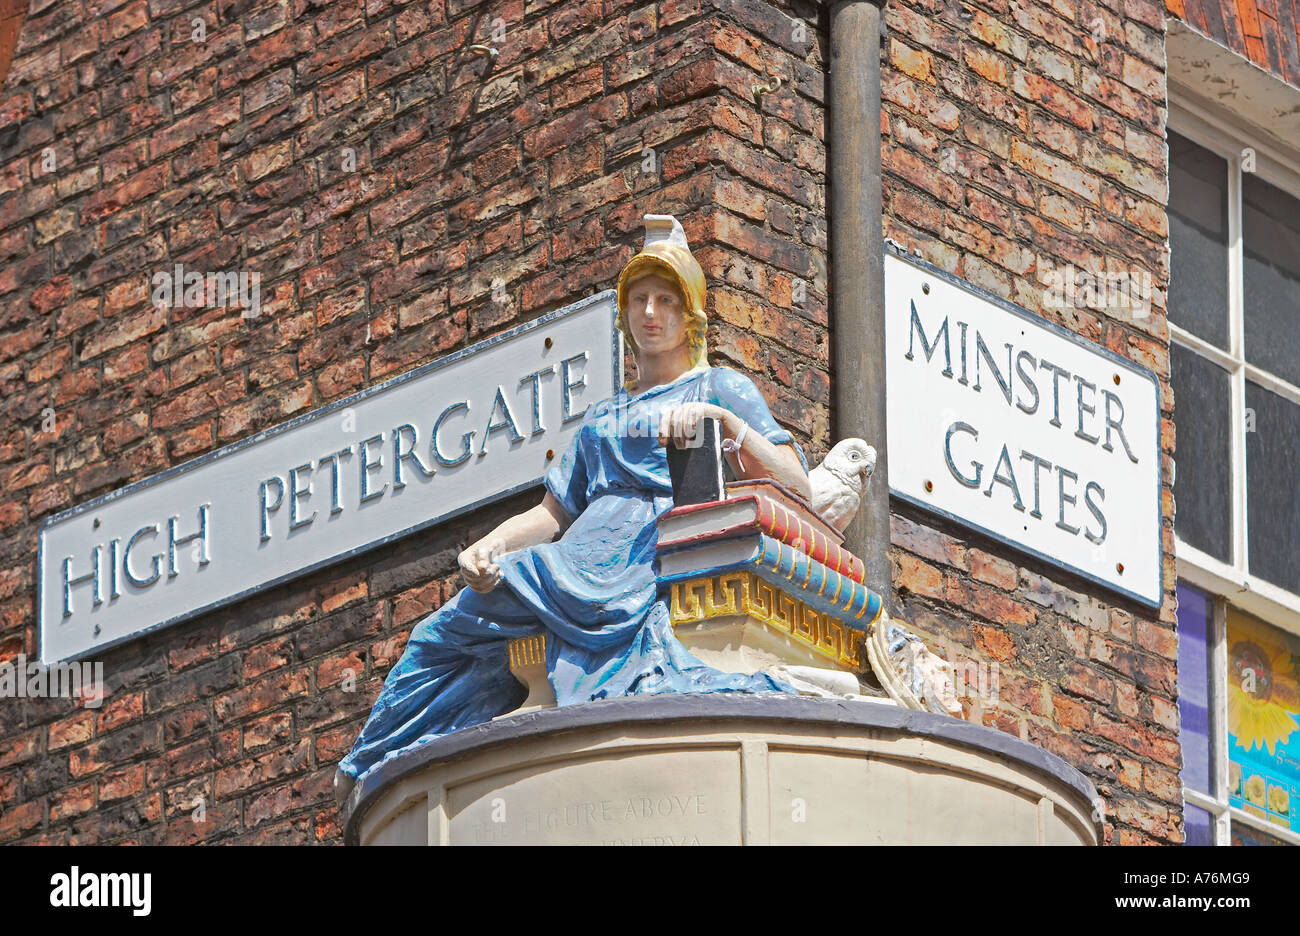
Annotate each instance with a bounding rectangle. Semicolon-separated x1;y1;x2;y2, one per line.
656;532;883;629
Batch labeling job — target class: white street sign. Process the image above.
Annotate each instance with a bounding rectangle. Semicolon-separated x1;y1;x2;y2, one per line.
38;291;621;663
885;249;1162;608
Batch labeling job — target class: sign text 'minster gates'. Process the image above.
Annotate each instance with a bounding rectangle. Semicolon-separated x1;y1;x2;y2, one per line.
885;249;1162;608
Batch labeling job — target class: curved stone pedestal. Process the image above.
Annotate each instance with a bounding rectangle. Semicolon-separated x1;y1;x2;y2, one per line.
341;695;1101;845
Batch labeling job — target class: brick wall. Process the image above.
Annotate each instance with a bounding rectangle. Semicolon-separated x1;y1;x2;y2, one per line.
0;0;830;844
0;0;1178;846
879;0;1180;844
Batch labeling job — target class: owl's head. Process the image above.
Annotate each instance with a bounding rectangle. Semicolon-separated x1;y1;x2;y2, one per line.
825;438;877;478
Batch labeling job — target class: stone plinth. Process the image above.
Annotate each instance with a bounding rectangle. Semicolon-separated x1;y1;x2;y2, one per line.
341;695;1101;845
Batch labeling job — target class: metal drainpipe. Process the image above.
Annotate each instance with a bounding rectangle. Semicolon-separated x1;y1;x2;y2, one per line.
827;0;890;609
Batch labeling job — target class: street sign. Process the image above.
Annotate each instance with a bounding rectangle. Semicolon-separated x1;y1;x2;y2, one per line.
885;248;1163;608
38;291;621;663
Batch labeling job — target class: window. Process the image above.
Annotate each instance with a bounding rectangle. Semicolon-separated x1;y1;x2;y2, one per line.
1177;583;1300;846
1169;110;1300;846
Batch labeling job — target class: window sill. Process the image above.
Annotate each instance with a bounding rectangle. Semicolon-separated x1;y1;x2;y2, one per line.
1176;539;1300;638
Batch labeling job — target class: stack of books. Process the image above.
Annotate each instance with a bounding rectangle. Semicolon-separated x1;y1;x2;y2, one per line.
655;477;883;629
657;425;959;716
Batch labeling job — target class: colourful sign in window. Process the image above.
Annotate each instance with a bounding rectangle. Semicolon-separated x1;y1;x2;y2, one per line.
1227;607;1300;832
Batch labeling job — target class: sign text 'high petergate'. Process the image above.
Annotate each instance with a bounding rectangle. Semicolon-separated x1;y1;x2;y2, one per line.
37;293;621;664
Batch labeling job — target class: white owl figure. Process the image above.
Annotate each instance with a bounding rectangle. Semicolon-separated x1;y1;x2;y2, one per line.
809;438;877;534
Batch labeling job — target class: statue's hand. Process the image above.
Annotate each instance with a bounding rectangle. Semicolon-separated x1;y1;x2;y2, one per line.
657;402;733;449
458;537;507;593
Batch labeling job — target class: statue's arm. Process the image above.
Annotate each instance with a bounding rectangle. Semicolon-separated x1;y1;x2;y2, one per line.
715;410;811;501
457;492;573;593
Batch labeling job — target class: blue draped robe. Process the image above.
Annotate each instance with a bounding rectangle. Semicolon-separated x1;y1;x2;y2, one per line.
337;367;805;782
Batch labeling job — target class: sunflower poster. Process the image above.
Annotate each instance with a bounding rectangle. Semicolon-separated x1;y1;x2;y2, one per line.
1227;608;1300;831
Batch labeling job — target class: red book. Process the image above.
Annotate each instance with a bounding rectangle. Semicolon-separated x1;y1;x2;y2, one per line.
725;478;841;544
657;493;865;584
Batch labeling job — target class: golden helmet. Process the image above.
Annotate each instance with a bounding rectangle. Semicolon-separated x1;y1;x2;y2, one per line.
615;215;709;373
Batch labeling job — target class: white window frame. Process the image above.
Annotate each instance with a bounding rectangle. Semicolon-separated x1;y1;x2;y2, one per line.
1169;99;1300;847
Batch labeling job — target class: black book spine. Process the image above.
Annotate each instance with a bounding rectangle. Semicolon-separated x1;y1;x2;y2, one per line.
666;417;725;506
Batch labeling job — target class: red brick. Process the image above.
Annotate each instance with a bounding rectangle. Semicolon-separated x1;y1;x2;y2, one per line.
1151;694;1179;731
99;763;145;802
96;691;144;733
891;39;935;83
1064;662;1113;704
965;46;1008;85
1116;680;1140;717
973;625;1017;663
214;739;311;797
1143;763;1181;803
1136;620;1177;659
0;728;41;769
896;553;946;600
945;578;1037;627
213;667;311;722
0;798;44;840
48;710;95;750
968;549;1017;589
243;712;293;753
1052;693;1091;730
49;781;97;822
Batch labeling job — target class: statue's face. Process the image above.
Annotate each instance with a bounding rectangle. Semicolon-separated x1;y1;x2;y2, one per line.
625;273;689;357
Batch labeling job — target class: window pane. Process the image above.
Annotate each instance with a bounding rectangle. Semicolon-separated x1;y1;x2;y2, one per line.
1245;381;1300;594
1243;173;1300;387
1184;804;1215;845
1226;605;1300;835
1171;344;1233;562
1177;582;1214;795
1231;819;1292;845
1168;131;1230;349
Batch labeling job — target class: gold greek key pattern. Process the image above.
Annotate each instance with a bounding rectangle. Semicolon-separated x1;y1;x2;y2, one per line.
507;634;546;672
669;573;865;671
